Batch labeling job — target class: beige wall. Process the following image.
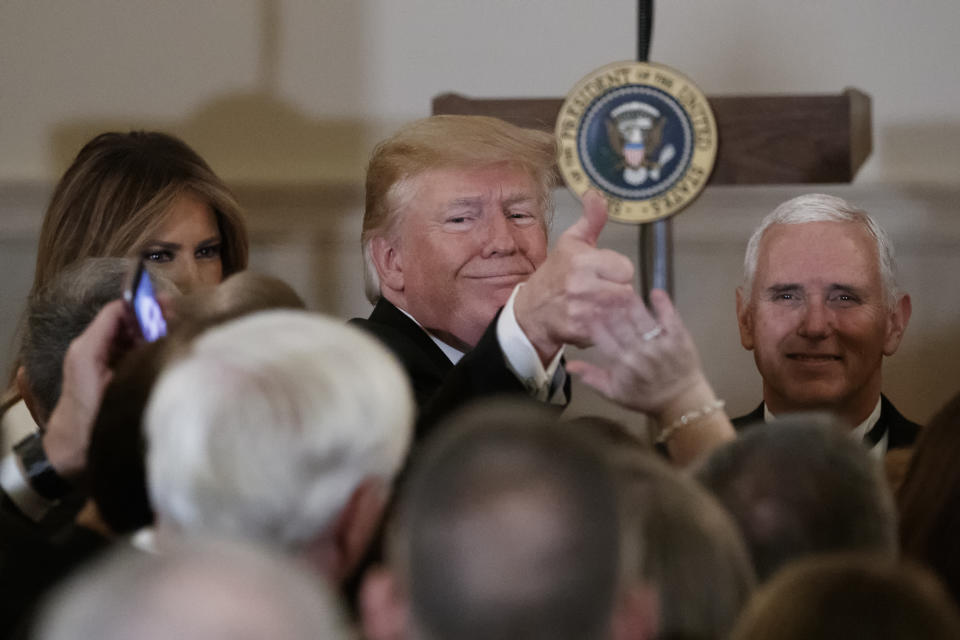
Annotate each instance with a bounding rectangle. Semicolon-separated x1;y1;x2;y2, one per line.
2;1;958;423
4;1;960;183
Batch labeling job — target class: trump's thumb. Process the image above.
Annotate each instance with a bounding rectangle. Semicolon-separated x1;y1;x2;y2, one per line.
563;190;609;247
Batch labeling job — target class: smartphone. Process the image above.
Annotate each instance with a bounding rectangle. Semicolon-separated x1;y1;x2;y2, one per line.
124;260;167;342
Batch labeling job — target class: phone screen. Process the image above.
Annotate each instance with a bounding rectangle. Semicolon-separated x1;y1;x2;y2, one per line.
130;264;167;342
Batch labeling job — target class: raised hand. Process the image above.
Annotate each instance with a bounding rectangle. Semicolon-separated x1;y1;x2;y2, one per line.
514;190;636;364
567;289;735;465
566;289;705;415
43;299;138;478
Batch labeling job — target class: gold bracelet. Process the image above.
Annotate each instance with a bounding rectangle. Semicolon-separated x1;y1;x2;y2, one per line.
655;399;726;444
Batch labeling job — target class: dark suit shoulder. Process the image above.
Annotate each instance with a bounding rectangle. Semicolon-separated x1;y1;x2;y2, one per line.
0;521;109;637
880;394;922;450
350;299;529;440
731;396;921;450
412;308;529;439
350;299;451;370
350;300;453;412
732;403;765;431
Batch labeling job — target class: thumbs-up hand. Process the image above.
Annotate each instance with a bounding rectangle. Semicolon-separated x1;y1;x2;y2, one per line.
560;188;610;249
514;190;636;363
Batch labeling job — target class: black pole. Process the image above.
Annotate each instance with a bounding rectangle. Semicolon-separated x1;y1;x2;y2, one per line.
636;0;673;299
637;0;653;62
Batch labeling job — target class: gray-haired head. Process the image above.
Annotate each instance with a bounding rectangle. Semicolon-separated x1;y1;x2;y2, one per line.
741;194;900;308
34;537;351;640
146;310;414;552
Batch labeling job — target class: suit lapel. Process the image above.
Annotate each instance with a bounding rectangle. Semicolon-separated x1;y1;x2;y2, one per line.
732;403;765;431
878;394;921;450
368;299;454;374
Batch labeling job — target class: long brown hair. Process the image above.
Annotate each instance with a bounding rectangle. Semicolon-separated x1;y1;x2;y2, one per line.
32;131;248;297
5;131;249;395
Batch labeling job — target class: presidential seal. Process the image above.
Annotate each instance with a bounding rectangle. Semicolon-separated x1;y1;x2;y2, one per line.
556;61;718;224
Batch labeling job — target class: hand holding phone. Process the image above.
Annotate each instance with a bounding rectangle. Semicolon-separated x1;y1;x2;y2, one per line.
124;260;167;342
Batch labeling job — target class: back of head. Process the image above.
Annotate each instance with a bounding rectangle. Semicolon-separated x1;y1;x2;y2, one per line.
145;310;414;549
612;451;756;640
34;537;351;640
173;270;306;326
20;257;175;421
730;554;960;640
89;274;306;536
898;390;960;605
361;115;557;303
33;130;248;297
392;399;621;640
741;193;900;306
695;414;897;581
87;336;189;534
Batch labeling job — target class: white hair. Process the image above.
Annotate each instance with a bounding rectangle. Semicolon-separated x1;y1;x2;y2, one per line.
741;194;900;308
35;537;350;640
145;310;414;549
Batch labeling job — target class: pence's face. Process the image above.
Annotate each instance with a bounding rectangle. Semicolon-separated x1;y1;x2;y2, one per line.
737;221;907;419
385;164;548;349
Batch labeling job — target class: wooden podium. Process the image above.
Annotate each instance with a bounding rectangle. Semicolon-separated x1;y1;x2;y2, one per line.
433;88;871;186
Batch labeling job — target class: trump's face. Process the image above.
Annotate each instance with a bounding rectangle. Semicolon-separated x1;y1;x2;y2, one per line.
736;221;910;423
376;164;548;350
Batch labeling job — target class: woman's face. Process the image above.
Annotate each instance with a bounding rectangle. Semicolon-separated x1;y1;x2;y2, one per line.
141;192;224;292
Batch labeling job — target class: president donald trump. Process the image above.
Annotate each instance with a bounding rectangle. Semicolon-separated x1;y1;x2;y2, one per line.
352;115;635;434
353;115;735;465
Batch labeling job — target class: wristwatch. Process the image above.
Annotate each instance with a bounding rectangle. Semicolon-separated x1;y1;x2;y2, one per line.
13;432;72;501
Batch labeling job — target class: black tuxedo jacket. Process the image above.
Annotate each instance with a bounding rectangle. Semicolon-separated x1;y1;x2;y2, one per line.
0;513;108;637
731;394;921;450
350;299;557;441
345;299;568;606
